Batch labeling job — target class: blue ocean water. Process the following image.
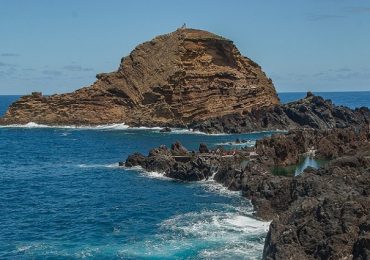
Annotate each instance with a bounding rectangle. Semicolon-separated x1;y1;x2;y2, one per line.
278;91;370;109
0;92;368;259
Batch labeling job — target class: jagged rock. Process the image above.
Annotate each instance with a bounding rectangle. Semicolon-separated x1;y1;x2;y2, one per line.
123;141;245;181
254;126;370;167
125;152;146;167
190;94;370;133
198;143;209;153
0;28;279;126
263;152;370;259
170;141;189;156
166;156;215;181
124;126;370;259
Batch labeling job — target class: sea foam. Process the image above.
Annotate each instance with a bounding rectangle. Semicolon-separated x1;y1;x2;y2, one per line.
118;209;269;259
0;122;230;135
77;163;119;169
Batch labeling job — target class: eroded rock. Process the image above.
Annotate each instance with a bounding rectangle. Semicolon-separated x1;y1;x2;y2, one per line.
0;28;279;126
123;126;370;259
190;93;370;133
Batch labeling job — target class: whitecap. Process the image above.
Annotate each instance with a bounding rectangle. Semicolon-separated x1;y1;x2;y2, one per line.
0;122;52;128
161;210;269;238
125;165;242;197
75;247;101;258
118;209;269;259
16;245;33;252
77;163;119;168
0;122;130;130
139;170;171;180
123;165;171;180
199;242;265;260
169;128;230;136
15;243;50;253
215;140;256;147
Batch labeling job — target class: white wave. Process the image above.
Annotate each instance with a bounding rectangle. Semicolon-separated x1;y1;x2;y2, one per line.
215;140;256;147
162;210;269;238
169;128;230;135
123;165;171;180
139;170;171;180
200;180;242;198
199;242;265;260
15;242;50;253
77;163;119;168
0;122;52;128
16;245;33;252
0;122;130;130
125;165;242;197
0;122;220;135
119;209;269;259
197;172;242;197
0;122;287;138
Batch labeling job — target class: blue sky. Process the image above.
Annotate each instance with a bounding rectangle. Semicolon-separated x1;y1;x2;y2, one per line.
0;0;369;94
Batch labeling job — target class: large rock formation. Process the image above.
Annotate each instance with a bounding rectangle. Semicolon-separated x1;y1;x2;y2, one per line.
0;28;279;126
123;126;370;259
190;92;370;133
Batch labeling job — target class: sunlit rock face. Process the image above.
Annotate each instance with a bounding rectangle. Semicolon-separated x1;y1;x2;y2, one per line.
1;28;279;126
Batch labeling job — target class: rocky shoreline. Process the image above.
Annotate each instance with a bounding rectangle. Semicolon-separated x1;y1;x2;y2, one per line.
122;125;370;259
2;26;368;258
189;92;370;134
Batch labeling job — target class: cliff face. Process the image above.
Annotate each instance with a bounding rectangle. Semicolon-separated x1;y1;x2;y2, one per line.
0;28;279;126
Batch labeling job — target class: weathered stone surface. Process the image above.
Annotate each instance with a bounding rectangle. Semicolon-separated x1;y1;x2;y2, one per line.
255;125;369;167
263;151;370;259
123;126;370;259
190;93;370;133
124;141;244;181
0;28;278;126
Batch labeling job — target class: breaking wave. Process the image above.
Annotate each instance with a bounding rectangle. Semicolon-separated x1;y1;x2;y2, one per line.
118;209;269;259
0;122;229;135
77;163;119;168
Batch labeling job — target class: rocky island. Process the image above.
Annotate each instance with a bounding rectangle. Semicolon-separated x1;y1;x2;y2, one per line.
0;28;278;126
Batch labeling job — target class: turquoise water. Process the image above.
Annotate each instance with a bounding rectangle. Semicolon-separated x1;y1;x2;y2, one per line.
0;92;368;259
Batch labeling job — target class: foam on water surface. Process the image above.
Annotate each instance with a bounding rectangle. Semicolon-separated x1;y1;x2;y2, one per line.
0;122;232;135
77;163;119;168
118;209;269;259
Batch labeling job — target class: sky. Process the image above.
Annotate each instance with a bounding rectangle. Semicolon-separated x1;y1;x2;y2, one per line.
0;0;369;95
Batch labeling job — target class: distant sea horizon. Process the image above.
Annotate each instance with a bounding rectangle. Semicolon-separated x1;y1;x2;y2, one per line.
1;91;369;117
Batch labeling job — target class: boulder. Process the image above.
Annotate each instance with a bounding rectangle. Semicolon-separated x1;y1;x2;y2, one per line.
198;143;209;153
171;141;189;156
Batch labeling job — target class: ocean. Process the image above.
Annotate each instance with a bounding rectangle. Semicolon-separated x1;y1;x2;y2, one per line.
0;92;369;259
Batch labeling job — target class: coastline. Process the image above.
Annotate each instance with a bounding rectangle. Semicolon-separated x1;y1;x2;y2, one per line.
1;93;369;258
123;125;370;259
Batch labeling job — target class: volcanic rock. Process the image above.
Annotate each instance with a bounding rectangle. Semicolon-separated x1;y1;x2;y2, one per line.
123;126;370;259
262;150;370;259
190;93;370;133
255;126;370;167
0;28;279;126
